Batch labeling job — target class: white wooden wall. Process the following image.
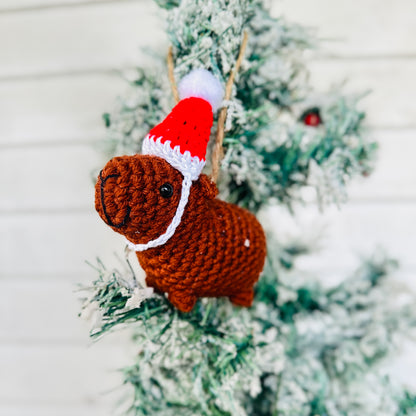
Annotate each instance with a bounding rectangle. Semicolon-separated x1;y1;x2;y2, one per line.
1;0;415;414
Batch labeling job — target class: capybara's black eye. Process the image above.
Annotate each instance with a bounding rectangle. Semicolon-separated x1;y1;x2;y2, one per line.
159;183;173;198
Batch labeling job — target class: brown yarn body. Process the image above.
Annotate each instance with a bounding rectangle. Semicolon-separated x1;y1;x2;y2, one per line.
138;195;266;312
95;155;266;312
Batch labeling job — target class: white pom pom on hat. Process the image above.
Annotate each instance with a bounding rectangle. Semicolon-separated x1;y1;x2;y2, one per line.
178;68;224;112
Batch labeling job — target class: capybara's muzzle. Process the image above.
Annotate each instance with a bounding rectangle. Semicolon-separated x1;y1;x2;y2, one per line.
98;170;131;229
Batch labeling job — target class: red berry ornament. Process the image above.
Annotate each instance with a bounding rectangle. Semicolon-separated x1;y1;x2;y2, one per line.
302;109;322;127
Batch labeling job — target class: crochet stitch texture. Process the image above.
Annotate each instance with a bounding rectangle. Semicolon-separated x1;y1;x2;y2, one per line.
95;155;266;312
149;97;213;162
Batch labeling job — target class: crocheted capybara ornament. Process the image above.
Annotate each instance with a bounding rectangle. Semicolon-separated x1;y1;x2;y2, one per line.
95;69;267;312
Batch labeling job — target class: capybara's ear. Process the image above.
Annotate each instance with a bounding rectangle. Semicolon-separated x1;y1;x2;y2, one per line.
196;174;218;200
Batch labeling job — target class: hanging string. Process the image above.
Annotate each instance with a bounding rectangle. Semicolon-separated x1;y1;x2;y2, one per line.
167;32;249;183
167;46;180;104
211;31;249;183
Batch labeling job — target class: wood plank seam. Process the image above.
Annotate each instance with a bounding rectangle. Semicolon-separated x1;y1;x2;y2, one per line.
314;54;416;61
0;67;127;84
0;207;92;215
0;0;139;15
2;56;416;83
0;138;101;150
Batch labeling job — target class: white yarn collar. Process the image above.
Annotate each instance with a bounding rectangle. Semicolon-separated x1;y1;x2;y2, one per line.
124;135;205;252
125;173;193;252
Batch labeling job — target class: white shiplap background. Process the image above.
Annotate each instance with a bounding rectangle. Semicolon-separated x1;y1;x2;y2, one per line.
1;0;415;414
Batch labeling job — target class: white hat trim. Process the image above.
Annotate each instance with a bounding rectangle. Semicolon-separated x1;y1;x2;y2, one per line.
142;134;205;181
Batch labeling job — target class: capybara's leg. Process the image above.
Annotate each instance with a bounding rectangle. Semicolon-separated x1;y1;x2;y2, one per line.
145;274;156;289
229;289;254;307
145;275;163;294
168;291;197;313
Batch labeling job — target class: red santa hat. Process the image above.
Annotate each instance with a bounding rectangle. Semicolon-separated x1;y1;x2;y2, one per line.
142;68;224;181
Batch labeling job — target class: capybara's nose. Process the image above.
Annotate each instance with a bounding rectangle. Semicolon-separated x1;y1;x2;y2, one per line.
98;169;131;229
